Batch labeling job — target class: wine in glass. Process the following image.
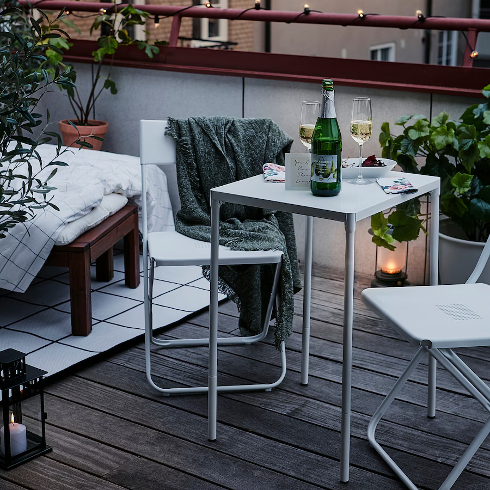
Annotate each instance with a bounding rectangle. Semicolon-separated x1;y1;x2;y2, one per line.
300;101;320;152
350;97;373;185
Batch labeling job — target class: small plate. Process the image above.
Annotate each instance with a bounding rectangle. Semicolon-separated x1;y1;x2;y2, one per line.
341;158;396;180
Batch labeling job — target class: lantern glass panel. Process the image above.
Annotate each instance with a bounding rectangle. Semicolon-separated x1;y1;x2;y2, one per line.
377;241;407;274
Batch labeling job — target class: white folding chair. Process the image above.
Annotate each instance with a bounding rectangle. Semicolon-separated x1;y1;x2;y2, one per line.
361;237;490;490
140;119;286;397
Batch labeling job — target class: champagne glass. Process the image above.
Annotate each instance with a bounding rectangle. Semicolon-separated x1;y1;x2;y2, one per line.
300;101;320;152
350;97;373;185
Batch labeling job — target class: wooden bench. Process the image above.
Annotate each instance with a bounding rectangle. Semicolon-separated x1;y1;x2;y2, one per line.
45;204;140;336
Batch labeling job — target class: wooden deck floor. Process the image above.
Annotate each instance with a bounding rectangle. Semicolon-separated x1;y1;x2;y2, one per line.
2;267;490;490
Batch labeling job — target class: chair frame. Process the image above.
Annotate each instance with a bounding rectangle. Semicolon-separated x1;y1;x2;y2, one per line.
366;238;490;490
140;119;286;398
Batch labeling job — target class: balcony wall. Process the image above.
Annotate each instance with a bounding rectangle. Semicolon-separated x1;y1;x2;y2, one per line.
39;62;481;284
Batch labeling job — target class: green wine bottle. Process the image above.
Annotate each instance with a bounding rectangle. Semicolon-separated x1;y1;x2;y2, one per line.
311;79;342;197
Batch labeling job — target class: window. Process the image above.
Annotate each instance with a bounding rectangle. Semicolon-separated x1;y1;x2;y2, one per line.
192;0;228;47
369;42;395;62
437;31;457;66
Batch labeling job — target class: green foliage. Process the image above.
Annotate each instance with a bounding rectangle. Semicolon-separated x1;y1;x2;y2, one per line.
55;1;166;125
0;2;85;238
378;85;490;247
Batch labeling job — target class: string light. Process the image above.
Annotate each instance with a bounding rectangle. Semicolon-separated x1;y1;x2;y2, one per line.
303;4;310;15
99;8;107;13
154;14;160;28
286;3;321;23
357;9;364;19
255;0;261;9
416;9;426;21
462;31;478;60
233;1;263;20
205;1;212;7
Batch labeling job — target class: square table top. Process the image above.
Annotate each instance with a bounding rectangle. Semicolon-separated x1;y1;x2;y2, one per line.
211;172;440;223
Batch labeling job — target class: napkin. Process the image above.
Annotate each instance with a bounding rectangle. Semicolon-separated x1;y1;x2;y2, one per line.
377;177;418;194
263;162;285;183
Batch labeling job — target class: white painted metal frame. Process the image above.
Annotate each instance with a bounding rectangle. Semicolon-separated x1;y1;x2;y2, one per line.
208;173;440;482
364;236;490;490
140;119;287;398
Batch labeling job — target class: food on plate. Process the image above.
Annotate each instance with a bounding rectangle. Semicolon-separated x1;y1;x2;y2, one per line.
361;155;386;167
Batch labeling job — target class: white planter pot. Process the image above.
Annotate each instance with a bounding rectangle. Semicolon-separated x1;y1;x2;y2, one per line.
439;219;490;285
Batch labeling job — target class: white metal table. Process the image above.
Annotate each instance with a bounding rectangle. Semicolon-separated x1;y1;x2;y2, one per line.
208;172;440;482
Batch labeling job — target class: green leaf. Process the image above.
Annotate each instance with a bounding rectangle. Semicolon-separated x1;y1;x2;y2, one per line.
407;118;430;140
396;197;421;217
396;154;419;174
479;135;490;159
400;137;419;157
432;111;449;128
103;78;117;95
469;198;490;222
371;212;388;237
479;185;490;203
372;234;396;251
451;172;473;195
388;210;423;242
457;125;479;171
483;111;490;125
483;84;490;98
430;125;455;150
60;18;81;34
441;193;468;218
379;122;391;146
395;115;414;126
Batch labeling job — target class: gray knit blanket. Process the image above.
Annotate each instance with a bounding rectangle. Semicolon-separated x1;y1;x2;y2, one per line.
166;116;301;348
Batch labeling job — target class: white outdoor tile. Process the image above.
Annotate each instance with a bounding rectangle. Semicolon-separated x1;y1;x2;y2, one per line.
59;322;140;352
149;265;203;284
98;279;179;301
9;280;71;307
56;291;140;321
0;297;46;327
36;266;69;279
26;343;96;376
113;253;144;273
153;286;211;312
107;303;190;330
0;329;51;353
187;277;211;290
7;309;73;341
54;269;126;290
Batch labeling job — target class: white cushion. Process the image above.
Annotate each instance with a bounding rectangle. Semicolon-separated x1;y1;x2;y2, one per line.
55;194;128;245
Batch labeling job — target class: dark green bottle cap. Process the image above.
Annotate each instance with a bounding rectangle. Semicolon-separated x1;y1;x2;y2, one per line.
322;79;334;89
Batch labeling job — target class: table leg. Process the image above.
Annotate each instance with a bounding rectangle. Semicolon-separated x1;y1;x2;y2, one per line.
301;215;314;386
428;189;440;418
208;195;221;441
341;214;356;483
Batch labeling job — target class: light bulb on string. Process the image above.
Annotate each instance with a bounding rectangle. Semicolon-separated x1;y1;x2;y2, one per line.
255;0;261;9
154;15;160;28
303;4;310;15
471;50;479;58
205;2;212;8
357;9;364;18
416;9;426;21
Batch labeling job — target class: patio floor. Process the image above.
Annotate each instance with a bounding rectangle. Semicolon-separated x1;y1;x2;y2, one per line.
2;267;490;490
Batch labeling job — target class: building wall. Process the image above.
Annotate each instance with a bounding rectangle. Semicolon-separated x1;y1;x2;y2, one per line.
270;0;471;65
36;64;481;283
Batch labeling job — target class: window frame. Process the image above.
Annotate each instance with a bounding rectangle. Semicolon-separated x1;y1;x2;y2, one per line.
369;42;396;62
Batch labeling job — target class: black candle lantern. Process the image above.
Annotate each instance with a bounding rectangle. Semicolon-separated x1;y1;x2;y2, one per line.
0;349;51;470
372;240;410;287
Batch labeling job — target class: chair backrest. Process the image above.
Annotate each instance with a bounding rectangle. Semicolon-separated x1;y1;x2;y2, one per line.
466;235;490;284
140;120;176;166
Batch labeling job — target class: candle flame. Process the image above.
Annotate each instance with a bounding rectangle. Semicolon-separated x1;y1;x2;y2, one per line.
10;413;14;424
381;262;402;274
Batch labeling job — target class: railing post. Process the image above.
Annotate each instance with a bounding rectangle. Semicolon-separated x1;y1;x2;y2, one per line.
169;15;182;47
463;28;478;67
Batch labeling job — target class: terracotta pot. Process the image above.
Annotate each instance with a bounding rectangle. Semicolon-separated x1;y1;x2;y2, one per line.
58;119;109;151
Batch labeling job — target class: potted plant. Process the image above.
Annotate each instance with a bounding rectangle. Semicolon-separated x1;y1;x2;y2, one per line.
376;84;490;284
53;1;162;149
0;3;87;238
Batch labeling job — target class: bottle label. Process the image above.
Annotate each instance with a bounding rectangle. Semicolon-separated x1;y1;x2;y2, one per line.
311;154;338;183
321;89;336;118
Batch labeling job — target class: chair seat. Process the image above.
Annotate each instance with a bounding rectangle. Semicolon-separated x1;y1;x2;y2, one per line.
148;230;283;266
362;283;490;349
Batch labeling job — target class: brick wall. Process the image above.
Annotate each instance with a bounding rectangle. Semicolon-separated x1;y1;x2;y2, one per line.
56;0;256;51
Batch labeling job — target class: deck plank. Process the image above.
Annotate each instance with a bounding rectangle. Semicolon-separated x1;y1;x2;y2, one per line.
4;267;490;490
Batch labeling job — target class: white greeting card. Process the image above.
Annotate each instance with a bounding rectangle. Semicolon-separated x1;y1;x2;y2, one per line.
285;153;311;190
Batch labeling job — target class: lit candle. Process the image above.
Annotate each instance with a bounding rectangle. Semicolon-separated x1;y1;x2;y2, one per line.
1;414;27;457
377;241;407;275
